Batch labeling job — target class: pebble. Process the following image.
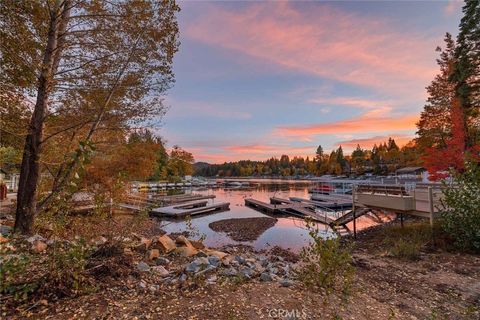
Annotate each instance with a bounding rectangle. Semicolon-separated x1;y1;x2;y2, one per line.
156;257;170;266
151;266;169;277
279;279;293;287
136;262;151;272
234;255;246;264
260;273;273;282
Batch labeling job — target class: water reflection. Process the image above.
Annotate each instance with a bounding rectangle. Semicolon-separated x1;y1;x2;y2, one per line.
154;181;392;252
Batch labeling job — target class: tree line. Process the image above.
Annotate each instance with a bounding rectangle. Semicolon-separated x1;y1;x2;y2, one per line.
194;138;421;177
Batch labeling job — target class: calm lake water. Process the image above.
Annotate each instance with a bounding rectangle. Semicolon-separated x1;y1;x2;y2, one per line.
154;180;394;252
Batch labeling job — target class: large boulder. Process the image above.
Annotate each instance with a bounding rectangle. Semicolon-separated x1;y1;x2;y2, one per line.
175;245;198;257
152;235;176;253
175;235;191;247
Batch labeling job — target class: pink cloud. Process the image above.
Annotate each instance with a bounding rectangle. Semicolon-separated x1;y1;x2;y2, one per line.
276;113;418;138
189;144;318;163
334;134;414;150
184;2;439;95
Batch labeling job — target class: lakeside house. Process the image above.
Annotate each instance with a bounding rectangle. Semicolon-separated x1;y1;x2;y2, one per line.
395;167;427;181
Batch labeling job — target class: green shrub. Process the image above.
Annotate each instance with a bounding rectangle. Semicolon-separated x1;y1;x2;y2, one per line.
294;219;354;297
44;239;92;295
441;162;480;252
0;253;38;301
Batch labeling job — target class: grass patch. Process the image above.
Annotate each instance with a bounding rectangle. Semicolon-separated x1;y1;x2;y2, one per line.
381;222;447;260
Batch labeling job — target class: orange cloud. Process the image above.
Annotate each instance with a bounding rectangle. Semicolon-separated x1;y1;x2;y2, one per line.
334;134;414;150
184;2;438;94
276;113;418;137
225;144;314;155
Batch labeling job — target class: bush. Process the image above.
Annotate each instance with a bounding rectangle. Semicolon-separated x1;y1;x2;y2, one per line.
43;240;92;296
441;162;480;252
0;253;37;301
294;219;354;297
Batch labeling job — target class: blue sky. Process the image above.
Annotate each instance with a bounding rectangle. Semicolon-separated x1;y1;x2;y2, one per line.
159;0;463;163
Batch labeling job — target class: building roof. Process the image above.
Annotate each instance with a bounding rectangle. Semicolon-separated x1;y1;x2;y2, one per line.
396;167;426;174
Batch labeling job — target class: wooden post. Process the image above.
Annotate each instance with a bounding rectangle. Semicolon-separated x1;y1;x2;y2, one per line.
352;186;357;239
428;187;434;227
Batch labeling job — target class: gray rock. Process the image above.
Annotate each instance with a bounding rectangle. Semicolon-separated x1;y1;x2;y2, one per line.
185;262;201;273
179;273;187;282
195;265;216;277
156;257;170;266
239;267;254;279
193;257;210;266
221;267;238;277
268;267;279;275
136;262;151;272
138;281;147;289
26;234;45;243
279;279;293;287
260;272;273;282
151;266;169;277
234;255;246;264
208;256;220;267
0;225;12;236
259;257;269;267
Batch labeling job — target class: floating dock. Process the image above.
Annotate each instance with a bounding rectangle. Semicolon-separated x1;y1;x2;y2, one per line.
245;197;376;236
151;200;230;218
245;198;334;224
289;196;352;210
151;194;216;205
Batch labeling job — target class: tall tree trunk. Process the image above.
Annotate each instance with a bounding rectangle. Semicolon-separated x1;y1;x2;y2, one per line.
14;1;70;235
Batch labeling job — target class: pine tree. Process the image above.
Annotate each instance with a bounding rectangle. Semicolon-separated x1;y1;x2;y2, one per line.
417;33;456;150
451;0;480;148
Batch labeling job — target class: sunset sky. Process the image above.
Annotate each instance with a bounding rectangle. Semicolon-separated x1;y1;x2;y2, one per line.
160;0;463;163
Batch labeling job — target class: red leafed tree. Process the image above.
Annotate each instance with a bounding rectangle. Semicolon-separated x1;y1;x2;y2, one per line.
423;98;480;180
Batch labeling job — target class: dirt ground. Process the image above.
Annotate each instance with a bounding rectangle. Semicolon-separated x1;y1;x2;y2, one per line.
209;217;277;241
4;221;478;320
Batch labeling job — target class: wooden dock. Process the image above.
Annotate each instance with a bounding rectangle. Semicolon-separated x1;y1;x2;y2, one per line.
117;193;216;213
245;197;378;235
150;194;216;205
151;200;230;218
289;196;352;210
245;198;334;224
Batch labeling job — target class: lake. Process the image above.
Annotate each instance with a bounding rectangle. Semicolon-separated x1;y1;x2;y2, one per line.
154;180;395;252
